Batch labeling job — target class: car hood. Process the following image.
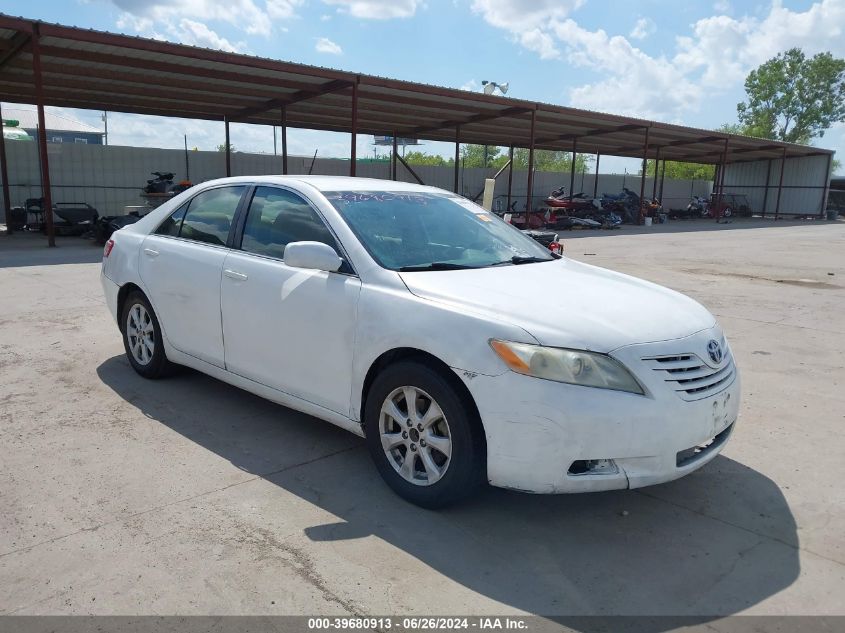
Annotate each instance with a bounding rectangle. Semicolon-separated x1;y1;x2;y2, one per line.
398;258;716;352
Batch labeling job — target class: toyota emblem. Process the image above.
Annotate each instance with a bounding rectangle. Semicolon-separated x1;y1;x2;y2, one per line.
707;339;723;364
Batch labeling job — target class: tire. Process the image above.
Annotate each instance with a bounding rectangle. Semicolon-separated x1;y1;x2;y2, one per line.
121;291;172;379
723;207;733;218
364;360;486;508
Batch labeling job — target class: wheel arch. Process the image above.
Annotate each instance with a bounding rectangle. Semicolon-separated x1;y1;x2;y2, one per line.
360;347;485;444
117;282;145;326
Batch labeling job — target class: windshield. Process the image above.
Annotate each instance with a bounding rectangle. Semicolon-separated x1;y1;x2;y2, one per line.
325;191;555;271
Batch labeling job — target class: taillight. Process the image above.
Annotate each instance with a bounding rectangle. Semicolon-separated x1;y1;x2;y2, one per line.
103;239;115;258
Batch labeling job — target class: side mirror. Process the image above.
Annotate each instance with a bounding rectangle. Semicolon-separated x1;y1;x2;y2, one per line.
284;241;343;272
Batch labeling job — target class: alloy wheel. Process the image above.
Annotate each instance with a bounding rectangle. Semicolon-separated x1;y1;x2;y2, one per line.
126;303;155;366
379;386;452;486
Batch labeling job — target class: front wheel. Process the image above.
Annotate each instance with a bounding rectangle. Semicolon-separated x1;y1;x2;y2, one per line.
364;361;486;508
121;291;172;379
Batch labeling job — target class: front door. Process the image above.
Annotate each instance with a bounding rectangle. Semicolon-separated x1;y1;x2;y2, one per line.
220;186;362;416
139;185;246;367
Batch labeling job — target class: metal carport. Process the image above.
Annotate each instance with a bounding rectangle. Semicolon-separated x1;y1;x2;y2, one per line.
0;14;835;245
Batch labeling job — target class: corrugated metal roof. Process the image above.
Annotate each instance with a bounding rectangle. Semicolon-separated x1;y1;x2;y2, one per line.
1;105;101;133
0;13;834;164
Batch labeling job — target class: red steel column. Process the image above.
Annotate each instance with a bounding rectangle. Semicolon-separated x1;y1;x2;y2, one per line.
568;138;577;201
31;24;55;247
224;116;231;177
638;126;650;224
0;101;12;235
593;153;600;198
392;132;398;181
820;153;832;218
506;145;514;211
652;146;661;199
715;138;728;219
350;81;358;177
453;125;460;193
761;159;772;218
774;147;787;220
659;158;667;201
526;109;536;217
281;106;288;175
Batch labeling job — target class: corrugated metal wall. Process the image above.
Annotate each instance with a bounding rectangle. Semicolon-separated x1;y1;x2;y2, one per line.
722;154;831;216
1;142;712;215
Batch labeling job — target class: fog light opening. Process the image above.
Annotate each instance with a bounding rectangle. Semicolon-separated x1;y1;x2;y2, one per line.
568;458;618;476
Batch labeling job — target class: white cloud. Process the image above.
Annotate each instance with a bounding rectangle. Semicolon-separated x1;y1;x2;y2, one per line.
473;0;845;125
315;37;343;55
267;0;305;19
323;0;421;19
460;79;479;91
629;17;655;40
713;0;732;14
110;0;274;36
172;19;245;52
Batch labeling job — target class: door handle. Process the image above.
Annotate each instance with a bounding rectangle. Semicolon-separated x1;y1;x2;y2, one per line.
143;248;159;257
224;269;248;281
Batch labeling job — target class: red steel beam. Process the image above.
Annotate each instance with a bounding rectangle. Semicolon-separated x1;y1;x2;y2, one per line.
535;123;643;145
401;106;531;137
231;79;353;121
0;31;31;71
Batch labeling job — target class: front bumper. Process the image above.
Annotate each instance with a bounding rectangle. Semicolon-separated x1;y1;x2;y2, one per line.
458;328;740;494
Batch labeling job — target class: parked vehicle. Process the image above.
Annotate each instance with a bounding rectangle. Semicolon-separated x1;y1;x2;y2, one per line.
686;195;709;218
708;193;751;218
522;229;561;252
101;176;740;508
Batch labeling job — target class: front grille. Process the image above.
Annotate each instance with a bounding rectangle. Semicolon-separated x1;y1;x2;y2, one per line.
643;350;736;401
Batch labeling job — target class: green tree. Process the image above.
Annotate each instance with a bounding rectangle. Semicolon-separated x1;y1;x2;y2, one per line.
460;144;503;168
736;48;845;143
403;151;451;166
216;143;236;153
511;148;593;173
644;160;715;180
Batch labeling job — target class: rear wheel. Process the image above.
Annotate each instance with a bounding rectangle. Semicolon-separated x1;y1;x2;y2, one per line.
121;291;172;379
364;361;485;508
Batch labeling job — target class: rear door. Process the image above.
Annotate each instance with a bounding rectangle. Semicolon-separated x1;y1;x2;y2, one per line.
139;185;247;368
220;185;362;415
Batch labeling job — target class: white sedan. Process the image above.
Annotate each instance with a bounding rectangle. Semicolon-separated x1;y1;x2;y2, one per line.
101;176;740;507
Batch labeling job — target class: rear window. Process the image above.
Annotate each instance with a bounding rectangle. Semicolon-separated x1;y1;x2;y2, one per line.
178;186;245;246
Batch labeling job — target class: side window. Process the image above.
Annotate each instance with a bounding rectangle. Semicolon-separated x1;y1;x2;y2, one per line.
155;202;189;236
241;186;338;259
179;186;245;246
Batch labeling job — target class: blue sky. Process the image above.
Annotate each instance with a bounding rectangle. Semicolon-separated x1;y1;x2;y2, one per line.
3;0;844;173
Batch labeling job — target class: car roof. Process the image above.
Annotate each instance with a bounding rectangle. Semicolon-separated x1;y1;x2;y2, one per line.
198;175;445;194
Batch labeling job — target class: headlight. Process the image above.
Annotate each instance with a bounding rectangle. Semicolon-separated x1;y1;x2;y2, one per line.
489;339;644;394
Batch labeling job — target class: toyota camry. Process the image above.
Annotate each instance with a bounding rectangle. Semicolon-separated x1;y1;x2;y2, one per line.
101;176;740;507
